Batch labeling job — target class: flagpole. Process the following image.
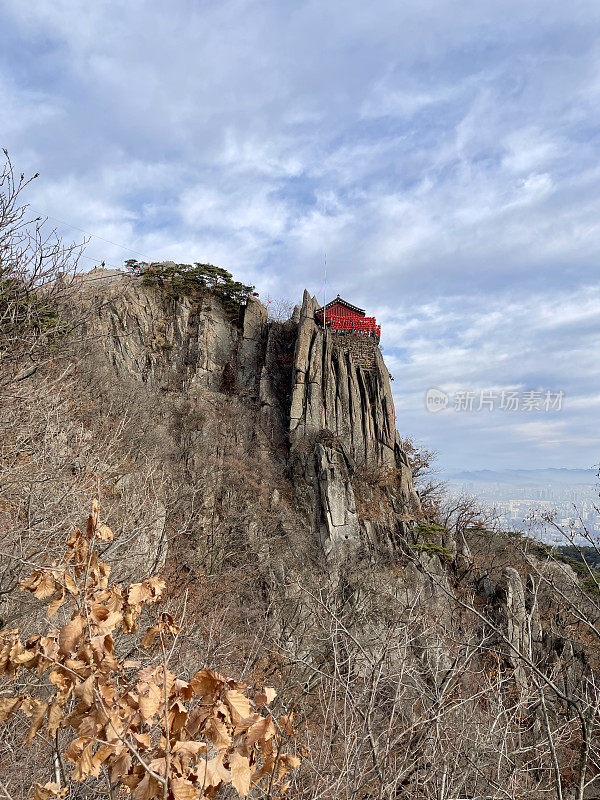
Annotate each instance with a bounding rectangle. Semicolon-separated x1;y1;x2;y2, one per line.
323;253;327;345
323;254;328;414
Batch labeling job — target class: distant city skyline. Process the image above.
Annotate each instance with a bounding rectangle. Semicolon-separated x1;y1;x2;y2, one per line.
444;467;598;542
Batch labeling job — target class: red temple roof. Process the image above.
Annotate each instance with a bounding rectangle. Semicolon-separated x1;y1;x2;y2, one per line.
316;294;365;316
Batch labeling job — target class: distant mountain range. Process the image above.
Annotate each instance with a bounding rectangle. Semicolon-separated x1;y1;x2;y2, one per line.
444;468;597;487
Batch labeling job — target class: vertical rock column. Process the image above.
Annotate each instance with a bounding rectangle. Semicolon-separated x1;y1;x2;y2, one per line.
288;290;418;566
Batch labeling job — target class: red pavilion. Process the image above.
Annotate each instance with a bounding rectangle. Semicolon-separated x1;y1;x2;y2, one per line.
315;295;381;340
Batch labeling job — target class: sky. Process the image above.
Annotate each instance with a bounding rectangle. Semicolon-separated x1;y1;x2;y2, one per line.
1;0;599;472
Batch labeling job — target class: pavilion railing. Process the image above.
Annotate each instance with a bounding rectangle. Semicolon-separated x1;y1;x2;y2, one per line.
317;314;381;338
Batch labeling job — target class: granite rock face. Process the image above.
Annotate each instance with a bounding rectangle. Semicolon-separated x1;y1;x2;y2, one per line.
315;444;362;563
80;275;267;395
288;290;420;565
71;274;583;726
289;291;396;466
78;276;420;571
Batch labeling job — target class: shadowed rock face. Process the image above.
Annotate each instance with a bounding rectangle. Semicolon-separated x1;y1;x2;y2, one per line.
79;274;266;394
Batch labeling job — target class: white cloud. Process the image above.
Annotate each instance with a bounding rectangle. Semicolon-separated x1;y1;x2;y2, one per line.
0;74;62;138
1;0;599;469
502;128;561;174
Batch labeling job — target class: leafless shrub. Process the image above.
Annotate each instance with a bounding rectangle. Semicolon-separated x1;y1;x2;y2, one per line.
0;151;85;385
265;298;294;323
398;435;447;517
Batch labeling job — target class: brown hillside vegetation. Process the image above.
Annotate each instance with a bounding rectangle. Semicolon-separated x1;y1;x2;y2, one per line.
0;499;297;800
2;153;600;800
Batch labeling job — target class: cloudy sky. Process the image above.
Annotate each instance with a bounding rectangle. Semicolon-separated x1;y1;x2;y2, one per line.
1;0;599;472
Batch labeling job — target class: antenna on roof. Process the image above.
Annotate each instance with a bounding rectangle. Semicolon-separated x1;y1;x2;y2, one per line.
323;253;328;412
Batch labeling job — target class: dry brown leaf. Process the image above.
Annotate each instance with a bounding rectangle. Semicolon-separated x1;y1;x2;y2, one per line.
277;753;301;780
48;700;63;737
141;624;160;648
133;732;151;749
58;615;86;656
148;756;167;777
99;682;117;704
234;713;259;733
225;689;251;723
159;612;180;635
138;679;162;721
246;714;276;746
171;777;197;800
93;610;123;637
96;523;114;541
169;698;188;733
173;679;192;701
92;744;114;770
186;706;210;737
280;714;296;736
204;716;232;750
64;737;85;762
73;674;94;707
76;712;100;738
128;583;149;605
172;740;207;759
196;754;231;789
25;699;48;744
90;603;110;622
255;687;277;707
13;646;38;667
21;570;56;600
65;656;87;676
137;666;175;697
133;772;160;800
122;609;137;632
63;572;79;595
121;774;142;791
189;668;225;700
71;741;97;780
48;587;65;618
48;667;71;692
33;782;67;800
128;578;164;606
109;748;132;781
0;695;22;722
252;755;275;785
90;633;112;661
147;576;167;596
229;752;252;797
264;687;276;703
91;498;99;526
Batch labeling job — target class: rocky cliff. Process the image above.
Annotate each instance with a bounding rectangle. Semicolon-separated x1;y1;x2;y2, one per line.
3;268;598;798
77;274;420;579
75;273;592;692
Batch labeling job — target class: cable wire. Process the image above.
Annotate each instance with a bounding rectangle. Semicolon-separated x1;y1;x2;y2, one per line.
39;213;152;261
